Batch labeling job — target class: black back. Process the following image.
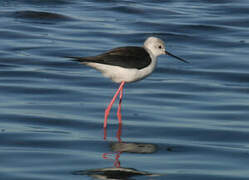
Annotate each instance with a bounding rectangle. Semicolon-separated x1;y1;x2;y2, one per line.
72;46;151;69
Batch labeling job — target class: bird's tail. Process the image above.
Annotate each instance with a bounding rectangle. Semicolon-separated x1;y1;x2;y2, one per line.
65;56;87;62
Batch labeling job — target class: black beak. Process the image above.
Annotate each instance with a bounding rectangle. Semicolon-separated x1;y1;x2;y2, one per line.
165;50;189;63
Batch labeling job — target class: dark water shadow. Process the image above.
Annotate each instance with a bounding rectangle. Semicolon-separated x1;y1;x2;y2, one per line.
73;167;159;180
10;10;75;24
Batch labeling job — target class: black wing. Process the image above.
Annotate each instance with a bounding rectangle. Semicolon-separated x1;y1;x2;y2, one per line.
72;46;151;70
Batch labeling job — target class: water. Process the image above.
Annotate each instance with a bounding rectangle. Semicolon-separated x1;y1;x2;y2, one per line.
0;0;249;179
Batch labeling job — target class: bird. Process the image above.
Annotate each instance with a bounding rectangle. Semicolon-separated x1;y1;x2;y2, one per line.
70;37;188;129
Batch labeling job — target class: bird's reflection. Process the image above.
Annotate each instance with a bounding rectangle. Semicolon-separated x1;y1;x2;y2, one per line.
72;121;160;179
73;139;159;179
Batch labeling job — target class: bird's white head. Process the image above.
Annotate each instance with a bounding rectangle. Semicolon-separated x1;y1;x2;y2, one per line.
144;36;189;63
144;37;166;57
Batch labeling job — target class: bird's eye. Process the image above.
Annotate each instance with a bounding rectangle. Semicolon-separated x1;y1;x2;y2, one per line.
158;45;162;49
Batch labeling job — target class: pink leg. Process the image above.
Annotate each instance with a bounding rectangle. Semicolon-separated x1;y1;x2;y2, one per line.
116;123;122;142
117;84;124;124
104;127;107;140
104;81;125;128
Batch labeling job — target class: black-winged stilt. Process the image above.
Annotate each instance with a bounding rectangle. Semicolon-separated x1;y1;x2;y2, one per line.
71;37;188;128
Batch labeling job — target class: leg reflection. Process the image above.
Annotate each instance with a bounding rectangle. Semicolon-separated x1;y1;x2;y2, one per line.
102;151;122;168
103;121;122;141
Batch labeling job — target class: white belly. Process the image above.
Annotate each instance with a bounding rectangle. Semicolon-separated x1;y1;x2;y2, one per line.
84;61;157;83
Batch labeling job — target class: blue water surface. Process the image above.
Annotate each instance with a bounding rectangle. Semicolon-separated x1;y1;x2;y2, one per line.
0;0;249;179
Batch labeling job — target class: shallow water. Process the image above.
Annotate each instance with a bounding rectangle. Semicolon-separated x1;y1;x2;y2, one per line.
0;0;249;179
